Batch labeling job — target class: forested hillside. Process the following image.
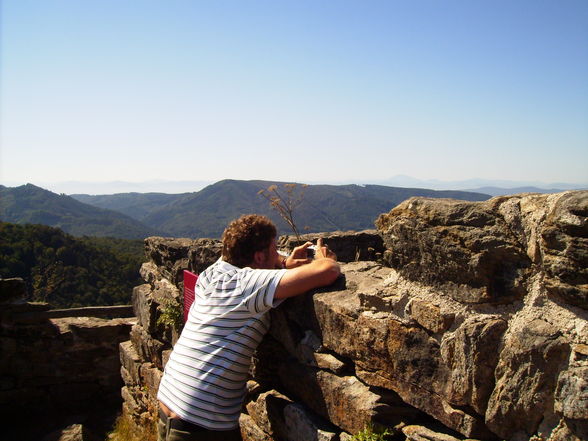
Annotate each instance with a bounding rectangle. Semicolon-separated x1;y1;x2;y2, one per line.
72;192;181;221
0;184;160;239
0;222;144;307
74;179;491;238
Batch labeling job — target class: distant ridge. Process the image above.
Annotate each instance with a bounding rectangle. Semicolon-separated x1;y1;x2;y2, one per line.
375;175;587;193
72;179;491;238
0;184;161;239
464;186;575;197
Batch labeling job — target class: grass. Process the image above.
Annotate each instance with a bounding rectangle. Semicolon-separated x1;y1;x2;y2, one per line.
108;413;157;441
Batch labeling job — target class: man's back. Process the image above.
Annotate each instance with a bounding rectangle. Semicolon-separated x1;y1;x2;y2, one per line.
157;259;286;431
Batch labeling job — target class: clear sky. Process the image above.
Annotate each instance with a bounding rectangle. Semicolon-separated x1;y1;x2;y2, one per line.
1;0;587;191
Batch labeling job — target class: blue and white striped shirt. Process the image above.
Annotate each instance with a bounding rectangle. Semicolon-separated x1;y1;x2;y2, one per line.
157;258;286;430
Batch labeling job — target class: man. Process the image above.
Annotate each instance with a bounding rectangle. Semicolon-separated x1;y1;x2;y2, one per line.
157;214;340;441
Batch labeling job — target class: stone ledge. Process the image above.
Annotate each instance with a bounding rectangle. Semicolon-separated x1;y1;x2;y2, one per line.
11;305;134;324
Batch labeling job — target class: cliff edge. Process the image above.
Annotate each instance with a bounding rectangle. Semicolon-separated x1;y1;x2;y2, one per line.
122;191;587;441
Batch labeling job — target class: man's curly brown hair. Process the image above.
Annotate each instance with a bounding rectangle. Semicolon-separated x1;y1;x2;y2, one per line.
222;214;277;267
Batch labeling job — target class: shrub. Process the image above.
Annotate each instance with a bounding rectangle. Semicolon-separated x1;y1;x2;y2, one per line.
351;424;392;441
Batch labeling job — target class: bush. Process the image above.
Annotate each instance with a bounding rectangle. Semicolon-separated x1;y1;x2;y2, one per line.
351;424;392;441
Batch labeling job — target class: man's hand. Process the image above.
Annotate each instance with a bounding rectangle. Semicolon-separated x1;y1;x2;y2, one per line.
284;241;313;269
275;237;341;299
314;238;337;261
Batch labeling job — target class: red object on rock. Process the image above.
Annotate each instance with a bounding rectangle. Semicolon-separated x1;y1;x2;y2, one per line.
183;270;198;323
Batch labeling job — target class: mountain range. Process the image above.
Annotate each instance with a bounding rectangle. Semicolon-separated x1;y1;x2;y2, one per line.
0;184;160;239
5;176;586;195
1;180;492;239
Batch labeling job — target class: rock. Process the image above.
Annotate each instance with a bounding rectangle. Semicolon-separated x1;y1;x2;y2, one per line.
119;341;142;385
269;309;348;374
132;284;157;333
151;277;180;305
246;390;292;437
121;385;144;416
162;349;172;368
284;403;338;441
485;318;571;439
245;380;263;402
278;269;488;437
402;425;463;441
130;324;166;369
278;230;385;262
376;191;588;308
554;366;588;439
240;413;274;441
555;366;588;420
544;419;586;441
42;424;101;441
440;316;508;414
144;236;194;285
188;238;222;274
251;335;291;391
278;362;400;435
52;316;133;344
540;191;588;309
139;261;161;286
120;366;133;386
312;352;347;374
355;320;491;438
245;392;343;441
407;299;455;334
0;278;27;304
376;197;532;304
139;363;162;398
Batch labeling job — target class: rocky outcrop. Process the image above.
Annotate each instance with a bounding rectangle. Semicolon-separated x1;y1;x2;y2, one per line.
122;191;587;441
0;278;135;441
372;191;587;439
376;191;587;308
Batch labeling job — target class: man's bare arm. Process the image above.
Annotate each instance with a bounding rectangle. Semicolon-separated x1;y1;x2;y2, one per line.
275;238;340;299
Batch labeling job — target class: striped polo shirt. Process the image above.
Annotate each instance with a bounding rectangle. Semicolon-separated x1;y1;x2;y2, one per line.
157;258;286;430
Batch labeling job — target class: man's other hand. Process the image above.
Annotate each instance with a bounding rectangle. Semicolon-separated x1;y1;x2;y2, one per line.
284;241;313;268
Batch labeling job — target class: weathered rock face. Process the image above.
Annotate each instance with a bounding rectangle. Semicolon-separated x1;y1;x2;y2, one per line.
123;191;587;441
376;197;531;304
144;237;222;285
376;192;588;308
540;191;588;309
369;191;588;439
0;278;135;441
278;230;385;262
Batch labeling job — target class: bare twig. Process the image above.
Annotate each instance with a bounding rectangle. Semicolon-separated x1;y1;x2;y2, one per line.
258;183;307;242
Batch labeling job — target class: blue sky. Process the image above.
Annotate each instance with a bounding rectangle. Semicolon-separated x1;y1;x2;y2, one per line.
1;0;587;192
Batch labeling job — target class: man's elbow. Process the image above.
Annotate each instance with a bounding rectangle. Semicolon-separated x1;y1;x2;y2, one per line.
319;259;341;285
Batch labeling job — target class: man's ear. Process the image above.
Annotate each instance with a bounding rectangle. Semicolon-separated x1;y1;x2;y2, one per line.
252;250;265;268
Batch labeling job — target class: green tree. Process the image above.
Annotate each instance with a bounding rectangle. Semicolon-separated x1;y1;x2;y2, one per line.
0;222;144;307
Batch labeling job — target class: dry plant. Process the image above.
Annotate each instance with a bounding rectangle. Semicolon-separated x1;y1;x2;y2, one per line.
258;183;307;241
108;412;157;441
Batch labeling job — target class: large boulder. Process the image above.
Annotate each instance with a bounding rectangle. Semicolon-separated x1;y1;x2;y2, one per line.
375;197;531;304
375;191;588;308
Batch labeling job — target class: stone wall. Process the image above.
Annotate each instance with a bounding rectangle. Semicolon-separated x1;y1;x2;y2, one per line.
0;278;135;441
121;192;587;441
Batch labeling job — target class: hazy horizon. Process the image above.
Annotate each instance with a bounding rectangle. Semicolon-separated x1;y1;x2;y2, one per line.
2;175;586;196
1;1;587;187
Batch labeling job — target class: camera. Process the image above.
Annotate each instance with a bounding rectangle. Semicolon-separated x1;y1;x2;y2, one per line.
307;245;318;259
